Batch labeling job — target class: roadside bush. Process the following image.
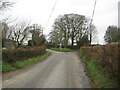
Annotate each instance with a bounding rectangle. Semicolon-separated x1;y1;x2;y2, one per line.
79;43;119;87
2;46;46;63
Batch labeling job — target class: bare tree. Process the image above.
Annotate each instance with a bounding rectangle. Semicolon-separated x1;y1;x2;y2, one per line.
89;24;98;44
51;15;69;48
2;22;9;39
10;21;30;47
0;0;14;11
49;27;63;47
0;0;16;48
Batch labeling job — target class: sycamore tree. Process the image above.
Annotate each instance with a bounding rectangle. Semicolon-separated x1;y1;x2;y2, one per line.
49;14;88;48
49;13;98;48
9;21;30;47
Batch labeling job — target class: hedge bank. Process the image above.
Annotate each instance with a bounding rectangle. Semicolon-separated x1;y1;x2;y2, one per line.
79;43;119;88
3;46;46;63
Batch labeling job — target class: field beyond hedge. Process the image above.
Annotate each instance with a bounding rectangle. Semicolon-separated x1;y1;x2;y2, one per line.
79;43;119;88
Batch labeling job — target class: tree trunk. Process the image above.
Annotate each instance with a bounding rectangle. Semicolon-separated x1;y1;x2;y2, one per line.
64;39;67;48
90;33;92;45
64;31;67;48
71;36;74;47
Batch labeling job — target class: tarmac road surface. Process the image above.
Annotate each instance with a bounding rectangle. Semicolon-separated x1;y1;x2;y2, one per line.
2;49;91;88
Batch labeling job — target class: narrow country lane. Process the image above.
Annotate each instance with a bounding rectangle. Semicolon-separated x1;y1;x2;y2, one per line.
2;49;91;88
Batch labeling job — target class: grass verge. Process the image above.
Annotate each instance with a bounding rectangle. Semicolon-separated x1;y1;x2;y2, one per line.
79;52;117;88
50;48;72;52
2;63;17;71
2;51;51;72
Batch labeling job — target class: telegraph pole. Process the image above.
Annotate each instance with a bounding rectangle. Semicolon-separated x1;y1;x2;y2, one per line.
89;0;97;45
118;1;120;42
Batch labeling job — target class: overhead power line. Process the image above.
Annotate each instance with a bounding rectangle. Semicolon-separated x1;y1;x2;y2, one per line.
45;0;58;28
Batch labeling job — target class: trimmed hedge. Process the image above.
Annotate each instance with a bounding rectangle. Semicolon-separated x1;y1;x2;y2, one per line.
3;46;46;63
79;43;119;86
50;48;72;52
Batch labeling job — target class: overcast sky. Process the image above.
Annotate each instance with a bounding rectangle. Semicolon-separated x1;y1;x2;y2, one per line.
5;0;119;44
